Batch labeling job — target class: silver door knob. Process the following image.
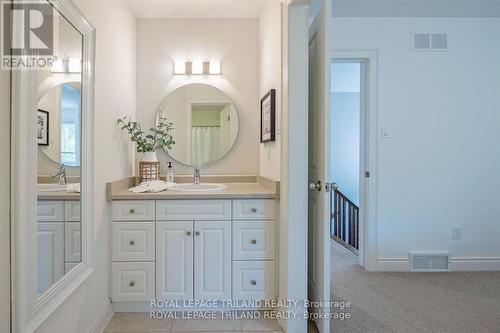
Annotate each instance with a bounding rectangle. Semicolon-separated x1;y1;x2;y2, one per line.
309;181;322;191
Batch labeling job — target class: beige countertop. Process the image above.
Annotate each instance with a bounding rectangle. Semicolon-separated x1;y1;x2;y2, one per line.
37;191;80;200
107;176;280;200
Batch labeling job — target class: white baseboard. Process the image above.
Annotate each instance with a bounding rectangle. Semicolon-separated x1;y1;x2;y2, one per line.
376;257;500;272
88;300;114;333
376;259;410;271
449;258;500;271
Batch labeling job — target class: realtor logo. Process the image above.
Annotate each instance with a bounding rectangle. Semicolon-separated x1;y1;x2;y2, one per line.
1;1;55;69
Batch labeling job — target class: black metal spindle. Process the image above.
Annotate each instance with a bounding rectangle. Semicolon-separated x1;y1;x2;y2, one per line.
330;189;359;253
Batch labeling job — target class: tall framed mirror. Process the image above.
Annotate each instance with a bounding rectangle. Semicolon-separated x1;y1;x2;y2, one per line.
10;0;95;331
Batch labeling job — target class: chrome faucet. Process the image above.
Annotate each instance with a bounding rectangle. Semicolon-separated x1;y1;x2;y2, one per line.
193;166;201;185
52;164;67;185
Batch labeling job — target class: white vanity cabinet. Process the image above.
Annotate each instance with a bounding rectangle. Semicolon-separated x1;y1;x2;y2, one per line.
37;200;81;294
111;198;277;307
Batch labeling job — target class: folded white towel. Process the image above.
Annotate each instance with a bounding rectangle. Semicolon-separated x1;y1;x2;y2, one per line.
129;180;176;193
66;183;81;193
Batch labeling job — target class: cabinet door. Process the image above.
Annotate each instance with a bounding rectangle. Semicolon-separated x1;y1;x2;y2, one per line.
37;222;64;294
194;221;231;300
64;222;81;262
156;221;193;300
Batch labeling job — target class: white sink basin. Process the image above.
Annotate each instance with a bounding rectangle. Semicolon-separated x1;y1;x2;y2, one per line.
37;184;67;192
170;183;226;192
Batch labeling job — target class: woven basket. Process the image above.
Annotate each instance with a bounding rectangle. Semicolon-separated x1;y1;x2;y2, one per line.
138;161;160;184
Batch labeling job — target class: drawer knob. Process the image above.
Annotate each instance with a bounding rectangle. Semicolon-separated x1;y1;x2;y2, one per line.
186;231;192;237
250;208;258;213
129;240;135;246
129;281;135;287
250;280;257;286
195;231;200;236
250;239;257;245
129;208;135;214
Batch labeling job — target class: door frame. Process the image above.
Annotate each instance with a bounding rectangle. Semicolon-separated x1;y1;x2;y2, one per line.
331;50;378;271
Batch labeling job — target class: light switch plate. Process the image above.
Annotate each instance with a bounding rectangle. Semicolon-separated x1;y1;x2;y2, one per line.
381;126;389;139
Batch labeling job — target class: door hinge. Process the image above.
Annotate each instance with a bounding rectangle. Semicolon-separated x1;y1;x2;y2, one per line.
365;171;370;178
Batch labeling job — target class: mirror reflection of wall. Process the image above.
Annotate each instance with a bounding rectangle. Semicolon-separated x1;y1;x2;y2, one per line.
36;6;83;297
158;84;239;167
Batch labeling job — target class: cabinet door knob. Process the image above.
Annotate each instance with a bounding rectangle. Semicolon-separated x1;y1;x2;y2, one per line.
250;280;257;286
129;208;135;214
186;231;192;237
195;231;200;236
250;208;258;213
129;240;135;246
129;281;135;287
250;239;257;245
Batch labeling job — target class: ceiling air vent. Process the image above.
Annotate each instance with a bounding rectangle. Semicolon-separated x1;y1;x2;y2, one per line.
411;33;448;51
409;252;450;272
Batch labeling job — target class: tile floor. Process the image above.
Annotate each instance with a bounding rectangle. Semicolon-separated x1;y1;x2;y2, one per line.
104;312;320;333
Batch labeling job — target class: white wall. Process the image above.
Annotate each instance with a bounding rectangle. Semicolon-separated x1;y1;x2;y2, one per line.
36;0;136;331
331;62;360;205
136;18;260;175
0;58;11;333
259;0;282;181
332;18;500;269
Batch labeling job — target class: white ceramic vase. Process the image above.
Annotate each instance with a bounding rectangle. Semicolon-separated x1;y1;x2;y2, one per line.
137;151;158;162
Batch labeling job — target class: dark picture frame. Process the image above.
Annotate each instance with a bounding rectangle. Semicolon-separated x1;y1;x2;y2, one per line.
37;109;49;146
260;89;276;143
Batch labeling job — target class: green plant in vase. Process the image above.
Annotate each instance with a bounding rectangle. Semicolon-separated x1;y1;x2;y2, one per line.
117;116;175;165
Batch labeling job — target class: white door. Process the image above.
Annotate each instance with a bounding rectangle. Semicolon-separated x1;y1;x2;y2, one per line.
156;221;194;300
37;222;64;295
194;221;231;300
308;1;331;332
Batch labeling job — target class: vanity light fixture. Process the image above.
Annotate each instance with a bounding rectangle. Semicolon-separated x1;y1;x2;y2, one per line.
51;57;82;73
173;60;222;75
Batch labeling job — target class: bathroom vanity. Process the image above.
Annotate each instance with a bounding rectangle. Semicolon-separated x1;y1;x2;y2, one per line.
107;177;279;310
36;191;81;295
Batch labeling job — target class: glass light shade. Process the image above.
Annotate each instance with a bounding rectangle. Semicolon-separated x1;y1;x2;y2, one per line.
174;60;186;74
209;60;221;75
191;60;204;75
68;58;81;73
51;58;65;72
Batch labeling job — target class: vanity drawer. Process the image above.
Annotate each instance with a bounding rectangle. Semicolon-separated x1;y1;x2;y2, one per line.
156;200;231;221
111;262;155;302
65;201;80;221
232;200;275;220
37;201;64;221
112;222;155;261
112;201;155;221
232;261;276;300
233;222;276;260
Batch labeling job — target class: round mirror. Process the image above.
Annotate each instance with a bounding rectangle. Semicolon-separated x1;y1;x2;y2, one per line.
38;82;81;167
157;83;239;166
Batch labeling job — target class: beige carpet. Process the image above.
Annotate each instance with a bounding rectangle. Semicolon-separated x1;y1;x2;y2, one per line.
330;241;500;333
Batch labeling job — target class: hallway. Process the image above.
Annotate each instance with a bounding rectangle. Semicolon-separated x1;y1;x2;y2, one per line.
330;242;500;333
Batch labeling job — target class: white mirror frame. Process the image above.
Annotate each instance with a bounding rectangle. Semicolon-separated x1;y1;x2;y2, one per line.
10;0;95;332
